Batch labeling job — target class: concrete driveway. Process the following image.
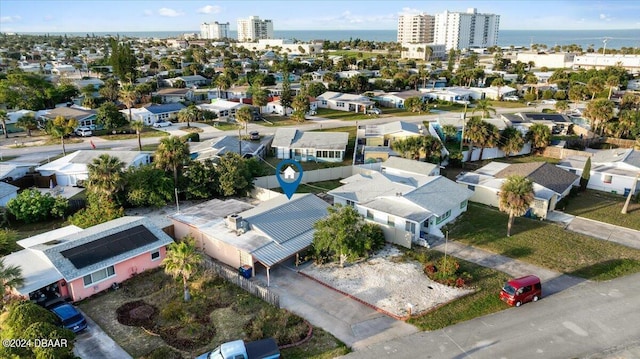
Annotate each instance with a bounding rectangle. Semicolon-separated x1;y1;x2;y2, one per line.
257;264;418;350
566;217;640;250
73;310;132;359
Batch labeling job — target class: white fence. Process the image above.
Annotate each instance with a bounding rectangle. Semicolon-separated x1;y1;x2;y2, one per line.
462;143;532;162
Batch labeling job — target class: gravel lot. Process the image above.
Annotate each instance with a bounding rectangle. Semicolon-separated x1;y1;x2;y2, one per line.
302;246;473;317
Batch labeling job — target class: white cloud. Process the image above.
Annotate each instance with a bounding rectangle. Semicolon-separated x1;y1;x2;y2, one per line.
599;13;611;21
0;15;22;23
197;5;221;14
158;8;183;17
398;7;423;16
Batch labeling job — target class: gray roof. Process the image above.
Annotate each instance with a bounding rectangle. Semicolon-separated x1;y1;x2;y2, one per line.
272;129;348;150
329;172;416;204
0;181;19;198
2;249;62;295
37;150;150;172
493;162;579;195
382;157;438;176
37;216;174;281
404;176;474;217
190;136;265;160
365;197;433;222
169;199;254;228
42;107;96;121
520;112;571;123
378;121;421;136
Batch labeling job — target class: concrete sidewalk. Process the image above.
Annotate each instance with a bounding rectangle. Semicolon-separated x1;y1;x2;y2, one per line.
429;239;586;296
546;210;640;250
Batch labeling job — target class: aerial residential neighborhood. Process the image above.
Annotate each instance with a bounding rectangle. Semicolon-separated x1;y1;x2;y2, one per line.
1;1;640;359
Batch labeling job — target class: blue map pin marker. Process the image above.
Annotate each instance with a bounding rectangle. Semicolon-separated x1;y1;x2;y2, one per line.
276;159;304;199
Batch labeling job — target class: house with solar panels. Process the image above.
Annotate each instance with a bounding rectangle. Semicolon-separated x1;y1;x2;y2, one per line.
1;216;173;303
170;194;329;286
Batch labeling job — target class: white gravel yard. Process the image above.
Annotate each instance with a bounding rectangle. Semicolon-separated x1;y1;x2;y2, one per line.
301;246;474;317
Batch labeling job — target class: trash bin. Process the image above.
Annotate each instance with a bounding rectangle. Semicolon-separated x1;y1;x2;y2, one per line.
239;265;252;279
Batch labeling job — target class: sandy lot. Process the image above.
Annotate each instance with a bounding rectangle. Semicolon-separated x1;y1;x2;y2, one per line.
301;246;473;317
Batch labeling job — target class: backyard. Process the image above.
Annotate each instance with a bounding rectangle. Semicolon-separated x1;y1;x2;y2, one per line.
78;268;348;359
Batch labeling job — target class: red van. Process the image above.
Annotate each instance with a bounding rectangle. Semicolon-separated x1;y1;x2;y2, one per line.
500;275;542;307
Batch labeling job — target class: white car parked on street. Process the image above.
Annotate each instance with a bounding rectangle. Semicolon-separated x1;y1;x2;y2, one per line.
503;96;520;101
541;99;557;104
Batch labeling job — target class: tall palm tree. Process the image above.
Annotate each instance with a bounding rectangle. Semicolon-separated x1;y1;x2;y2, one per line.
1;257;24;295
465;117;486;162
163;237;201;302
235;106;253;137
155;136;190;186
499;127;525;157
555;100;570;114
605;75;619;100
15;113;38;137
526;123;551;154
49;116;78;156
130;120;144;151
0;110;9;139
477;122;500;160
587;77;605;100
491;77;506;100
585;98;615;135
419;135;443;163
87;154;125;200
472;99;497;118
177;105;197;128
119;85;138;122
498;175;534;237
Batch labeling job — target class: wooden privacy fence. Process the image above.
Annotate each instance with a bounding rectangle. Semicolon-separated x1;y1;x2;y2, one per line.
200;256;280;308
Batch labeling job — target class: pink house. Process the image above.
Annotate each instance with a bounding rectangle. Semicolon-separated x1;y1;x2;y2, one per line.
2;216;174;303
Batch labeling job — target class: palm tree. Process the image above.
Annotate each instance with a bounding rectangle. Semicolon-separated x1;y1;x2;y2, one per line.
163;237;201;302
585;98;615;135
526;123;551;154
235;106;253;137
49;116;78;156
498;175;534;237
472;99;497;118
555;100;570;114
465;117;486;162
491;77;506;100
477;122;500;160
155;136;190;186
587;77;605;100
130;120;144;151
1;258;24;295
215;74;231;99
177;105;198;128
87;154;125;200
499;127;525;157
15;113;38;137
441;124;458;143
605;75;619;100
0;110;9;139
419;135;443;163
119;85;138;122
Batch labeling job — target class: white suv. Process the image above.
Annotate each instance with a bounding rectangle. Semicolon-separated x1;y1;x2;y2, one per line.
75;127;92;137
503;96;519;101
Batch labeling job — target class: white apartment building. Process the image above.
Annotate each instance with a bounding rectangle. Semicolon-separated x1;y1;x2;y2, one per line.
200;21;230;39
397;13;435;43
237;16;273;42
433;8;500;51
400;43;446;60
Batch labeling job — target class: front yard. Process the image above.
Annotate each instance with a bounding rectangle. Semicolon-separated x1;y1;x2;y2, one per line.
447;204;640;280
78;268;348;359
560;190;640;231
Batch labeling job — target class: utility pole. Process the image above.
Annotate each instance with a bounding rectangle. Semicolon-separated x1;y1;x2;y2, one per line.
621;172;640;214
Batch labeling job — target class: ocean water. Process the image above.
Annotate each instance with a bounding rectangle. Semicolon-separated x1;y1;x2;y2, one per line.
19;29;640;50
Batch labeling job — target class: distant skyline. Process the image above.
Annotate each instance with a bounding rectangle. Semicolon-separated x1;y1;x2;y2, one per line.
1;0;639;33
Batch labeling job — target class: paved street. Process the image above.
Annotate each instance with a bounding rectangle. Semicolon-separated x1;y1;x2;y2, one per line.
73;309;132;359
343;270;640;359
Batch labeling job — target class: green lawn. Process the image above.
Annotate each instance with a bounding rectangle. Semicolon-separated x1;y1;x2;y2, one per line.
489;100;528;108
405;249;511;331
260;116;305;127
97;128;168;141
260;156;351;176
315;108;379;121
446;204;640;280
560;190;640;231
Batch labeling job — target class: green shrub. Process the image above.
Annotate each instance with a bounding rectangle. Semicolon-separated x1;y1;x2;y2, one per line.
160;301;185;323
181;132;199;142
6;189;68;223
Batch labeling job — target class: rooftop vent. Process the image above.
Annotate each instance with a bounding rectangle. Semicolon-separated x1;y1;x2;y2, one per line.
226;214;243;230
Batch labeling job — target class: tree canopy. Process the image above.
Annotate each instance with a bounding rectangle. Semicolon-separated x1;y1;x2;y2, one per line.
498;175;534;237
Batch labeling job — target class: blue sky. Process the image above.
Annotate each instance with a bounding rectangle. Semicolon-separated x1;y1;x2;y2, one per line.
1;0;638;33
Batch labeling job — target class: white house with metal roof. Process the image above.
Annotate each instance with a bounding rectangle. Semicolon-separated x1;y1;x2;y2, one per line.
2;216;174;303
329;157;472;245
557;149;640;196
272;128;349;163
122;103;186;125
170;194;329;286
190;135;269;161
36;150;152;186
316;91;375;113
197;99;246;121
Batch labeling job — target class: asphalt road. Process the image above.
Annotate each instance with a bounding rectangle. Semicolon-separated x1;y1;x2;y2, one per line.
343;270;640;359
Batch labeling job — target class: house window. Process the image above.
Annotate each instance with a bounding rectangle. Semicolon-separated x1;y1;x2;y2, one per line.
83;266;115;286
321;100;327;105
603;175;612;184
436;210;451;224
405;221;416;233
460;200;468;209
467;185;475;191
387;215;395;227
337;102;345;108
151;251;160;261
366;210;374;219
346;200;355;207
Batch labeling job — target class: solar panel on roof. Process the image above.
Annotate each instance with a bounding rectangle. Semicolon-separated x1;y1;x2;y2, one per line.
61;225;158;269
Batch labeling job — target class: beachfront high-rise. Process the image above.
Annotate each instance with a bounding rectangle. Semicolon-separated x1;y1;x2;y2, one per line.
200;21;230;40
236;16;273;42
397;13;435;43
433;8;500;50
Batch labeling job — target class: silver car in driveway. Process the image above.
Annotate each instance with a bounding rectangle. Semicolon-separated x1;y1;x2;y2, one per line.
152;120;172;128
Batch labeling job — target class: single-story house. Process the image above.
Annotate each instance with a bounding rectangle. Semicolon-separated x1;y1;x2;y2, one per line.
373;90;427;108
39;107;97;130
456;161;579;219
468;86;517;100
170;194;329;286
164;75;209;88
519;112;572;135
557;149;640;196
0;162;37;181
124;103;186;125
197;100;246;121
316;91;375;113
420;87;474;104
36;150;152;186
272;128;349;163
0;181;19;206
2;216;173;303
329;157;470;245
190;135;269;161
364;121;426;147
154;88;195;103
